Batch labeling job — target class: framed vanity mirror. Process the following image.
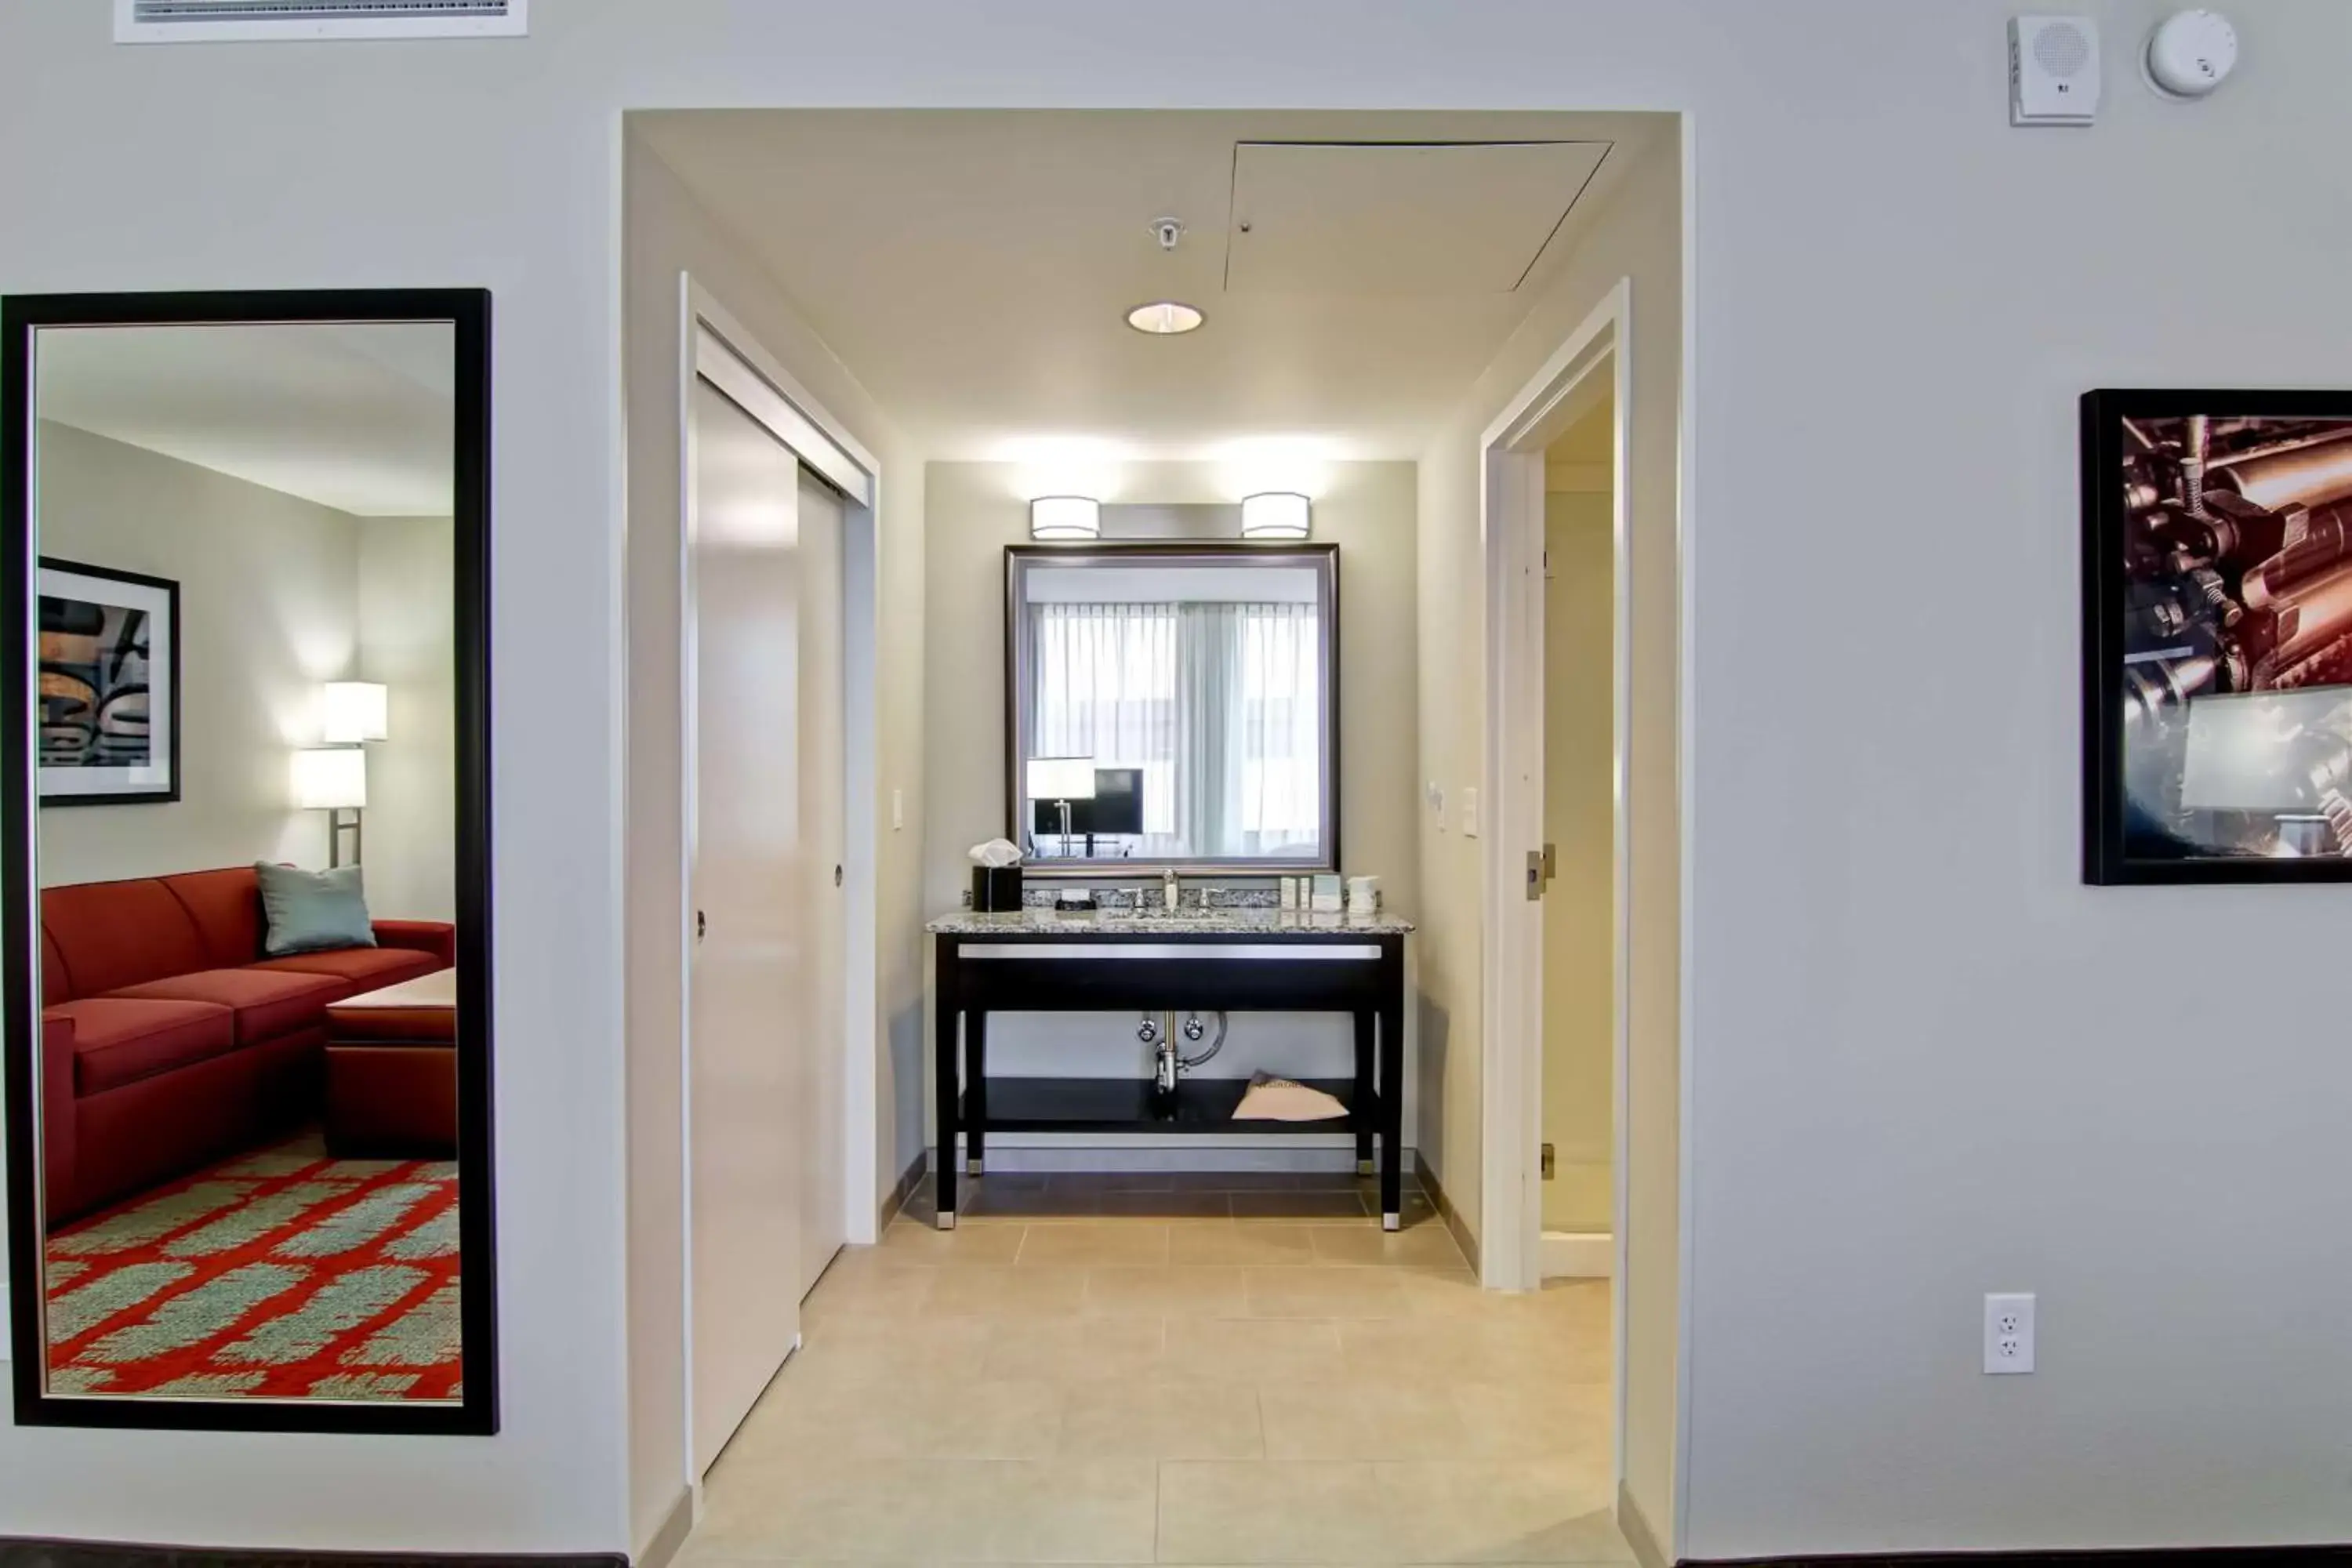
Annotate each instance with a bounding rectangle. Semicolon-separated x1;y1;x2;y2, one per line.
1006;541;1339;874
0;290;495;1433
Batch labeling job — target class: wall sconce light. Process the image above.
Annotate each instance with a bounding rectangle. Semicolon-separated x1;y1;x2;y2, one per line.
1240;492;1312;540
1029;495;1102;541
292;747;368;868
321;681;390;744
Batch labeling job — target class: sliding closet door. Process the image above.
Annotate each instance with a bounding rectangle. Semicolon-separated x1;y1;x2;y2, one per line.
797;470;848;1298
687;376;804;1475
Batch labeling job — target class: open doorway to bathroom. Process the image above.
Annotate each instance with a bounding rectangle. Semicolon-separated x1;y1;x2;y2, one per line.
1539;385;1619;1283
621;107;1685;1568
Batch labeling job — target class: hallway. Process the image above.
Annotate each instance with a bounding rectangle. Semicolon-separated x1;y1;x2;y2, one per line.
679;1181;1626;1566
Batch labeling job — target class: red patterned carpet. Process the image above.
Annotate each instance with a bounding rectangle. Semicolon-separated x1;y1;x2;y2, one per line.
44;1135;461;1400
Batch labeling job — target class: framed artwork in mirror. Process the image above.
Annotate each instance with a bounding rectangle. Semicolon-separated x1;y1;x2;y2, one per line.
1;289;495;1433
37;558;179;806
2084;388;2352;883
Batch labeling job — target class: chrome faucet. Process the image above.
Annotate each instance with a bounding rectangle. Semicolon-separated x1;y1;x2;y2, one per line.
1162;866;1181;911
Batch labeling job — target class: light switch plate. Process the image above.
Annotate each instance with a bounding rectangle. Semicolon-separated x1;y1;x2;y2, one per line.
891;788;904;832
1461;786;1480;838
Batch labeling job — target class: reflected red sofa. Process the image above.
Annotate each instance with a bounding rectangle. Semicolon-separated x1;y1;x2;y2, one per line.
39;866;454;1224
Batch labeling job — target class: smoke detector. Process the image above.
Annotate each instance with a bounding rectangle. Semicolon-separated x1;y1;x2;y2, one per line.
2145;9;2238;99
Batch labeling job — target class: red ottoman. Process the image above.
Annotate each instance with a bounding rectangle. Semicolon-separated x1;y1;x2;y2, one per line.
324;969;458;1157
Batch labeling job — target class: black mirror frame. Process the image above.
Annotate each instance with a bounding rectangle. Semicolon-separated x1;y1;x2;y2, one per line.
0;289;497;1435
1002;539;1344;877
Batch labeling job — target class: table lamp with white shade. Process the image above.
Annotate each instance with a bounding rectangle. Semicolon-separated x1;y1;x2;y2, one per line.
1025;756;1096;858
301;681;390;866
293;746;368;868
321;681;390;744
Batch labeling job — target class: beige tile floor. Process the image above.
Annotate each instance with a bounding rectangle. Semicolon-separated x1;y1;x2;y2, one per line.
679;1188;1626;1567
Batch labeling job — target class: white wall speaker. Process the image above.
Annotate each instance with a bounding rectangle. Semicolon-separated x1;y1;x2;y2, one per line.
2010;15;2103;126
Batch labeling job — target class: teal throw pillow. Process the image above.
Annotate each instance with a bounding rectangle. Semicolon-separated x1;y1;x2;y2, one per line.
254;862;378;957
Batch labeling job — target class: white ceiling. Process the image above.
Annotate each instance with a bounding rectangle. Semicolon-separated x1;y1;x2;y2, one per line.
633;109;1665;459
36;321;456;517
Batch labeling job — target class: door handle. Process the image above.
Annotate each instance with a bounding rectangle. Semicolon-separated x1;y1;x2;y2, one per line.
834;864;844;888
695;909;707;942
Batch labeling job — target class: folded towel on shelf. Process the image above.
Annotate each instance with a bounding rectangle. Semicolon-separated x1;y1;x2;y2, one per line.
1232;1071;1347;1123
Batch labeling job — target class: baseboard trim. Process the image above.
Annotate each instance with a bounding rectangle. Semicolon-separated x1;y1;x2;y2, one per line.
0;1541;625;1568
632;1486;695;1568
877;1151;925;1231
1686;1548;2352;1566
1414;1151;1478;1275
1541;1228;1613;1279
1619;1481;1669;1568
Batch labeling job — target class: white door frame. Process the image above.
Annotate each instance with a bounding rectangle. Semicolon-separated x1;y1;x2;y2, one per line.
1479;281;1634;1319
677;272;884;1268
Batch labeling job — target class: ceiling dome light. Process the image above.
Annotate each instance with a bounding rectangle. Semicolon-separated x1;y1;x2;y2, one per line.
1240;492;1312;540
1126;301;1205;336
1029;495;1102;541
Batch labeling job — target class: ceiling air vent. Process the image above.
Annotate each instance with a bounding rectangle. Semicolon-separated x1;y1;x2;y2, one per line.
117;0;526;43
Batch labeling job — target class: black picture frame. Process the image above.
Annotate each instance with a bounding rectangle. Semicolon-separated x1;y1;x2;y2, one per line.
0;289;497;1434
2083;387;2352;884
1002;539;1343;877
35;557;181;808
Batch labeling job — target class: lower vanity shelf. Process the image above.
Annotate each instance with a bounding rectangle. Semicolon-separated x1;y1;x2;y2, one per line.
928;913;1415;1229
963;1076;1365;1135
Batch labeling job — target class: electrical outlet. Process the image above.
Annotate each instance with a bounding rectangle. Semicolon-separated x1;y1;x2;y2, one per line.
1984;1292;2035;1374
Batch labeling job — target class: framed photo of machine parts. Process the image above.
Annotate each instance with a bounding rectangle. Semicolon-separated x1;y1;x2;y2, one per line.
2085;390;2352;883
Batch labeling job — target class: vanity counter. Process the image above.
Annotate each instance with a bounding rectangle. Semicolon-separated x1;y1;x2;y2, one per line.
926;907;1415;936
930;909;1413;1229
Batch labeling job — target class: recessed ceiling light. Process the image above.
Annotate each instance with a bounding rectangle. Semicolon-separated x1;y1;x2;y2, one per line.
1126;301;1204;336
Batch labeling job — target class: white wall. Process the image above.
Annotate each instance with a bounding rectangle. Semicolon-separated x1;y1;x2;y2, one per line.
921;459;1419;1131
34;421;355;887
621;129;928;1559
1417;131;1685;1548
357;516;456;923
11;2;2352;1559
38;426;453;918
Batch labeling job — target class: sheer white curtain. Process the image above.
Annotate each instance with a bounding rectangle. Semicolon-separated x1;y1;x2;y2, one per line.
1029;604;1181;855
1030;601;1322;860
1231;602;1323;855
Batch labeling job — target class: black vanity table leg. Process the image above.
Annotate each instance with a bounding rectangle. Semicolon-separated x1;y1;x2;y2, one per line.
966;1009;988;1177
934;943;960;1229
1352;1010;1376;1178
1378;946;1406;1230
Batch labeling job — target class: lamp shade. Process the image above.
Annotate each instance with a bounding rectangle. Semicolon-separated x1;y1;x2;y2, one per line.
292;747;368;810
1025;756;1097;801
321;681;390;743
1029;495;1102;541
1240;492;1312;540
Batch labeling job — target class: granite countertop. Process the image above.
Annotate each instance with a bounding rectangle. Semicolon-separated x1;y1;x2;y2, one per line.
928;907;1415;936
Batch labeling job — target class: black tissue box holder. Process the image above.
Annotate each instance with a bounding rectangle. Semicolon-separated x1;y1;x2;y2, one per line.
971;866;1024;912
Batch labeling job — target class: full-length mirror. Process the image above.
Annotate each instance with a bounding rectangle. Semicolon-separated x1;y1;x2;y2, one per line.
2;292;493;1432
1006;542;1338;873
